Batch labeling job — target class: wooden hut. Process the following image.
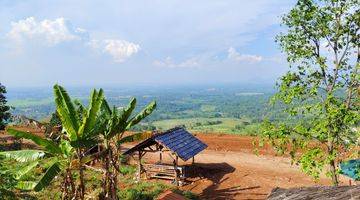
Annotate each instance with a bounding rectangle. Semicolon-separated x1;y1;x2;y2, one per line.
123;127;207;185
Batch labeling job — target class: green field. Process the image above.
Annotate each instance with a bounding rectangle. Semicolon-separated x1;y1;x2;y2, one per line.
8;98;54;107
152;117;261;135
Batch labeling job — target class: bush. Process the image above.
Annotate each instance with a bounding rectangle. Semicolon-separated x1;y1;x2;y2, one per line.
118;182;169;200
120;165;136;175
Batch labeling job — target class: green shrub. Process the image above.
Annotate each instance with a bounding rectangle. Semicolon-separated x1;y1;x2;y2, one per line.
118;182;169;200
120;165;136;175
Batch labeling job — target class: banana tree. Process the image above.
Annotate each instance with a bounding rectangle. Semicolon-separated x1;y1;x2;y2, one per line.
53;84;105;200
97;97;156;199
0;128;77;199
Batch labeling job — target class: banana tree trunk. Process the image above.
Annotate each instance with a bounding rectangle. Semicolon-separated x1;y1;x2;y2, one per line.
77;149;86;200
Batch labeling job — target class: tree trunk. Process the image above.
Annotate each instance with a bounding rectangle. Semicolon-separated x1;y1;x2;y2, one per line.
77;150;85;200
329;159;339;186
79;166;85;199
62;168;75;200
327;140;339;186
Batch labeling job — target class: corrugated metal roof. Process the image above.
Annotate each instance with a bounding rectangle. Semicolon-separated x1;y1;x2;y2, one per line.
122;127;207;161
154;127;207;161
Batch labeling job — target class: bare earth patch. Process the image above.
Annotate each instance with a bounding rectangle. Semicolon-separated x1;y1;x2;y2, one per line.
138;133;347;200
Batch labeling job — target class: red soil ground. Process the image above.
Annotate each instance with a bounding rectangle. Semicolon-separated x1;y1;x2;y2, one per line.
1;127;348;200
138;133;348;200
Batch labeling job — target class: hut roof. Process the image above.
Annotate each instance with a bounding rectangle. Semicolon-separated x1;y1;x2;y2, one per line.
123;127;207;161
340;159;360;180
267;185;360;200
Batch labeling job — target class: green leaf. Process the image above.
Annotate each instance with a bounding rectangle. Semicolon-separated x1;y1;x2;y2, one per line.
53;84;79;141
120;98;137;123
0;150;45;162
79;88;104;138
34;161;61;192
70;139;98;148
0;189;16;198
7;129;61;154
117;132;152;146
101;98;112;116
14;161;39;180
16;181;37;191
59;139;73;158
126;101;156;129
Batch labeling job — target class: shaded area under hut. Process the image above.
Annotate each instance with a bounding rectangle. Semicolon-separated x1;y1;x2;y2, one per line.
123;127;208;186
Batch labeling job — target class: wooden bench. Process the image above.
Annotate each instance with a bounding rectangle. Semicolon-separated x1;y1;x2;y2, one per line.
143;163;185;181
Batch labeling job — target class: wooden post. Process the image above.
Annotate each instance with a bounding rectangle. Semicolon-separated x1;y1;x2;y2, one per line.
159;150;162;163
137;150;142;181
192;156;195;164
174;155;179;186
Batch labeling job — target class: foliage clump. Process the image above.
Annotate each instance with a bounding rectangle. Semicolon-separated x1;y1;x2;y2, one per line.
259;0;360;186
0;83;11;130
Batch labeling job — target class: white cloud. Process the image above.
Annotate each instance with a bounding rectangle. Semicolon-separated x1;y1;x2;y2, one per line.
227;47;262;63
89;39;140;63
153;57;199;68
6;17;140;62
7;17;87;45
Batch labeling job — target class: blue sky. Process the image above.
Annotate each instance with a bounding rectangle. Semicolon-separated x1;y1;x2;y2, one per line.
0;0;295;87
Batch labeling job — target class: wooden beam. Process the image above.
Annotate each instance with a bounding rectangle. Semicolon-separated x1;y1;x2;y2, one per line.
174;155;179;186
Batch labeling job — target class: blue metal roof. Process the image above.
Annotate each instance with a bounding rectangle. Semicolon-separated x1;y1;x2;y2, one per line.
340;159;360;180
154;127;207;161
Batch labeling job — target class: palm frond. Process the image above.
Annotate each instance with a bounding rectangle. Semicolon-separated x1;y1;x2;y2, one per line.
126;101;156;129
16;181;37;191
14;161;39;180
53;84;79;141
101;98;112;116
7;129;61;154
79;88;104;138
59;139;73;158
120;98;137;122
33;160;61;192
0;150;45;162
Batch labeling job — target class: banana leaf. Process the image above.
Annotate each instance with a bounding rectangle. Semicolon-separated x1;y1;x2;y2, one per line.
7;129;61;154
0;150;45;162
54;84;80;141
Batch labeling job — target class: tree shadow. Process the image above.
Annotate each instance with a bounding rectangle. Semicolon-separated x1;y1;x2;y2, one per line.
185;162;267;200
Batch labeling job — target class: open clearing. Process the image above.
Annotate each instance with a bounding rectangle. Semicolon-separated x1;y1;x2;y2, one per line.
136;133;347;200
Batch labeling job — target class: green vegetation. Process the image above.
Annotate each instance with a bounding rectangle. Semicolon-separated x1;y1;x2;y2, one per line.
0;157;187;200
0;83;11;130
152;117;261;135
0;85;158;199
8;85;276;135
8;98;54;108
259;0;360;186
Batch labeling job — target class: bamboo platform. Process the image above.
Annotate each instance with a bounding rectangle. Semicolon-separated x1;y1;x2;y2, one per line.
143;163;184;181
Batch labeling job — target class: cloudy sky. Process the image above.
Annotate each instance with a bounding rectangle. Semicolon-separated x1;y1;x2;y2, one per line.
0;0;295;87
